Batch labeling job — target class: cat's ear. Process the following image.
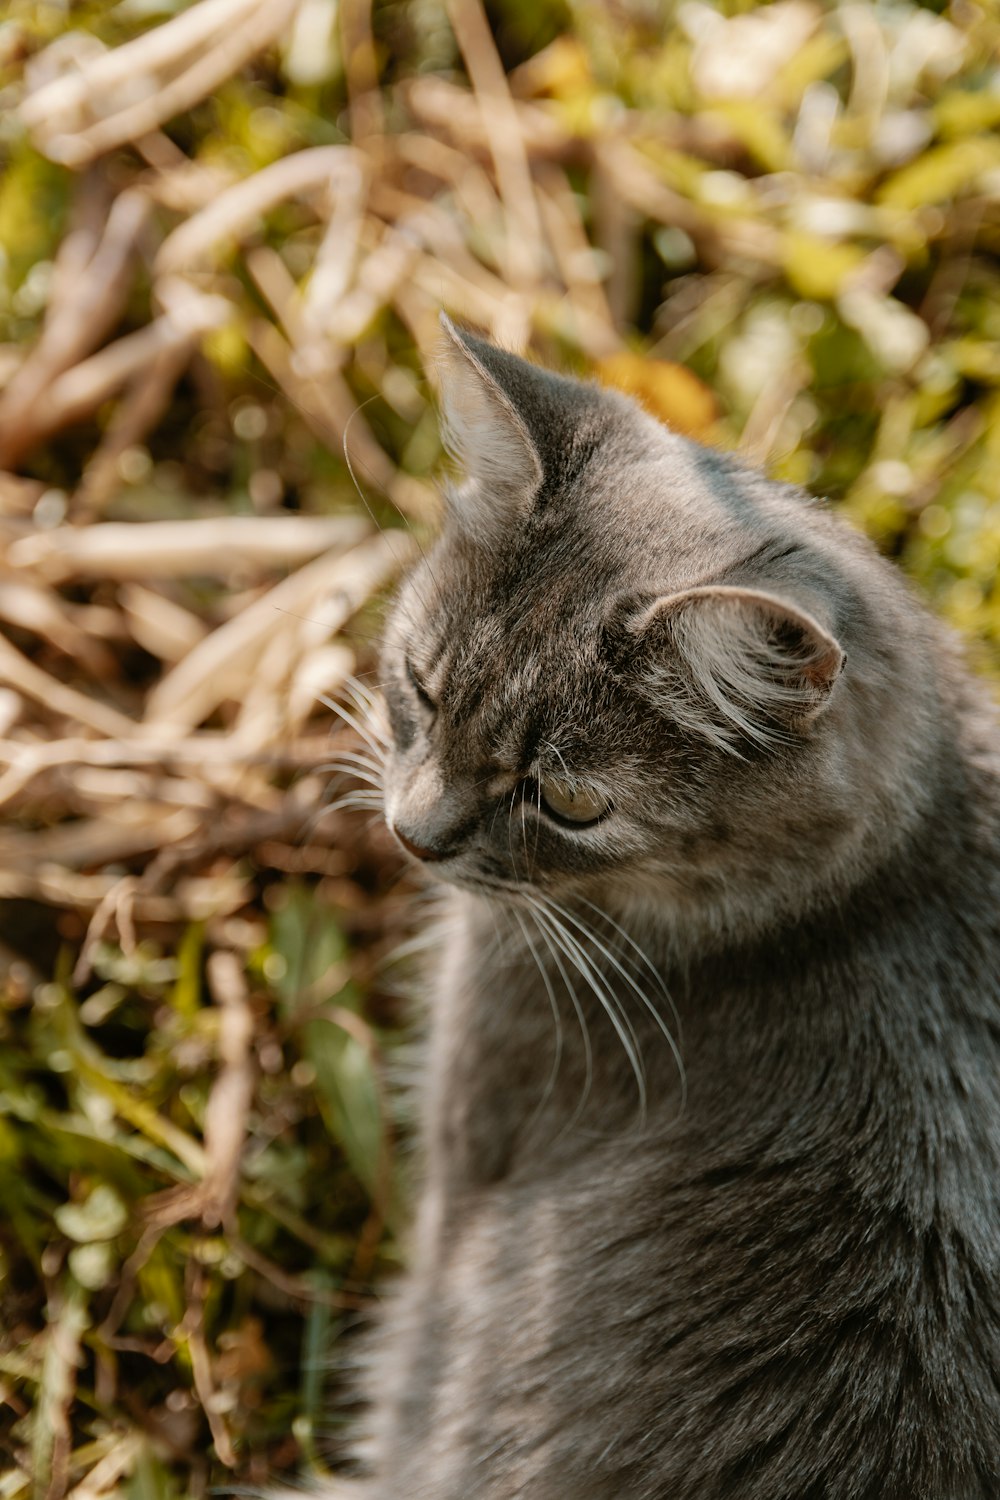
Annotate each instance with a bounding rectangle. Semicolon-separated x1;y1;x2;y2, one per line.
632;584;846;753
436;315;544;538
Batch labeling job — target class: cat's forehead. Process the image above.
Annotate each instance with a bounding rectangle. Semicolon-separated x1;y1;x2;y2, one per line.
400;580;610;775
407;524;602;644
432;605;599;713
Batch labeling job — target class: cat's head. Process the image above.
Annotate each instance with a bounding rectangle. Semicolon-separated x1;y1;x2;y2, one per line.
378;318;937;939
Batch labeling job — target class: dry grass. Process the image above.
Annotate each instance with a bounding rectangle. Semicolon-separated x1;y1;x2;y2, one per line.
1;0;999;1493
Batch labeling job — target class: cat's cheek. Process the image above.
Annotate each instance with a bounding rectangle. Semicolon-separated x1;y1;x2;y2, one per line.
383;686;419;753
519;823;633;884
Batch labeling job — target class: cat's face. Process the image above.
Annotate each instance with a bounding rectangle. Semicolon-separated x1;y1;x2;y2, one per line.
382;547;662;894
380;525;752;899
377;320;929;931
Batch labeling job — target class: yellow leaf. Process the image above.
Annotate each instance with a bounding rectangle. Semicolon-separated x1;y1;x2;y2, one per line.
596;354;718;438
709;102;792;172
773;33;848;109
934;91;1000;140
877;137;1000;209
635;140;707;196
782;232;865;300
512;36;592;101
945;339;1000;384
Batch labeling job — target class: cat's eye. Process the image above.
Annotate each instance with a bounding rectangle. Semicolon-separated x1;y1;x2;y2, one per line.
538;777;610;827
405;655;436;713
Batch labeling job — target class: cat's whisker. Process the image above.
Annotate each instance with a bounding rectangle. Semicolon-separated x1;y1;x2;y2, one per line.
504;789;518;890
487;794;508;842
300;797;383;842
330;789;385;807
320;684;385;735
324;780;384;802
525;894;594;1131
342;674;391;745
342;672;380;708
513;904;564;1129
529;783;543;867
319;773;383;799
474;891;507;962
540;893;686;1118
574;895;686;1112
576;895;683;1039
327;725;386;769
320;693;388;759
543;739;572;786
327;775;383;796
538;905;647;1129
321;745;384;771
348;703;390;752
316;751;383;775
314;791;385;819
321;750;385;781
518;795;533;877
343;681;388;720
537;900;647;1072
532;898;648;1126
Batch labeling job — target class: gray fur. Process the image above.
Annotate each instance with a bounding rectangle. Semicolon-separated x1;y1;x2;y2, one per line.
322;325;1000;1498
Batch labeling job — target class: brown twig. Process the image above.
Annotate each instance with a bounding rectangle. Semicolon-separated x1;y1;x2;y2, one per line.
23;0;302;169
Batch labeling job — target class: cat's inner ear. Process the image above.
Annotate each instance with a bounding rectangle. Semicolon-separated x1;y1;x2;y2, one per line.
632;584;846;753
436;315;543;537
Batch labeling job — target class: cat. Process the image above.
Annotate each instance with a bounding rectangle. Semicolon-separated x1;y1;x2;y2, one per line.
324;317;1000;1499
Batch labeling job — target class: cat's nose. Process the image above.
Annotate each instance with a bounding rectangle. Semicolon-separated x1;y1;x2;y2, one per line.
391;822;458;863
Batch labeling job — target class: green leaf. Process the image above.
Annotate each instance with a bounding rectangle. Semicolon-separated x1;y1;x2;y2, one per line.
302;1013;382;1198
126;1442;181;1500
169;922;204;1019
782;232;865;301
269;883;349;1015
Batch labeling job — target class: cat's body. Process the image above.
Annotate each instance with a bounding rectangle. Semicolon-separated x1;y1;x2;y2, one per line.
339;323;1000;1498
370;850;1000;1498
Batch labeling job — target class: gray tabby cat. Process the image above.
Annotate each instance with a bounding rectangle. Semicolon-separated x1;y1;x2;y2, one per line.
337;319;1000;1498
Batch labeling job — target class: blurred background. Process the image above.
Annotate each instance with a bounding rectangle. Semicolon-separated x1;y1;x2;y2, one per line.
1;0;999;1493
